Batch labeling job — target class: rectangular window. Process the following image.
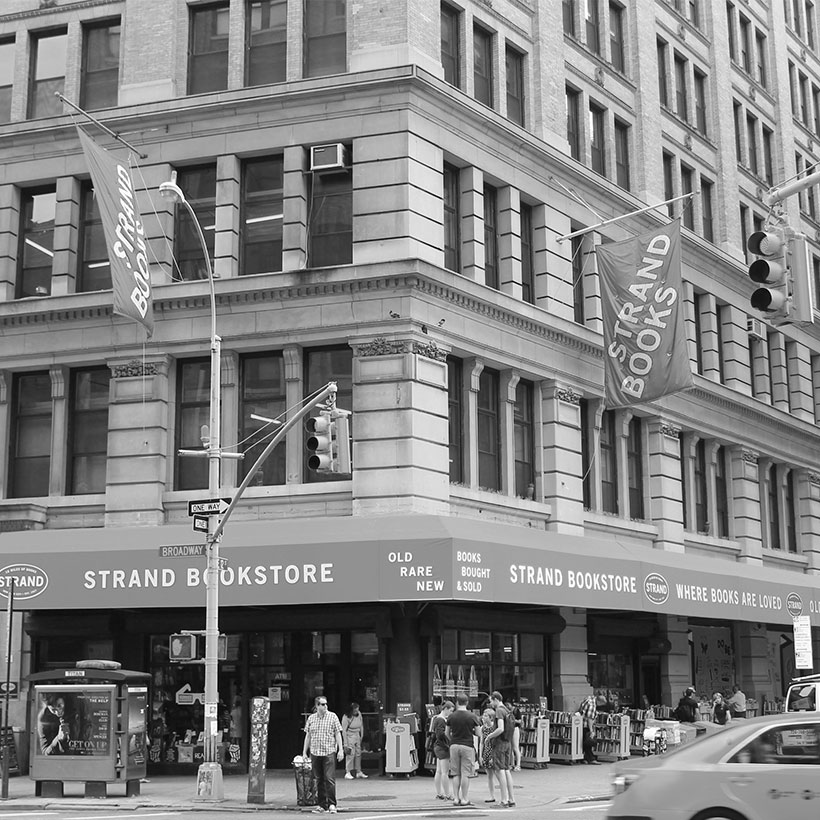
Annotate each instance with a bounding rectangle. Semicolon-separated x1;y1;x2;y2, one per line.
0;38;13;123
701;178;714;243
188;3;229;95
505;46;524;126
304;0;346;78
674;54;688;121
483;185;499;290
29;29;67;118
662;151;675;217
247;0;287;86
626;416;643;519
10;372;51;498
785;469;797;552
520;203;534;305
585;0;601;54
755;30;767;87
473;25;493;107
693;68;707;134
68;367;110;494
680;165;694;230
767;463;781;549
242;156;284;275
746;113;758;174
448;357;463;483
589;102;605;175
17;189;56;298
175;359;210;491
715;446;729;537
733;101;743;163
305;347;352;483
566;85;581;160
739;14;751;72
790;62;798;118
571;234;585;323
600;409;618;514
441;4;460;87
689;0;700;27
794;0;803;37
580;399;591;508
443;164;461;273
657;39;669;107
727;3;737;62
694;439;708;532
514;380;534;499
564;0;576;36
800;72;810;125
308;171;352;268
175;165;217;282
78;182;111;292
81;21;120;110
762;126;774;185
808;1;817;49
240;353;286;486
477;368;500;491
609;2;625;72
693;292;703;374
614;118;630;190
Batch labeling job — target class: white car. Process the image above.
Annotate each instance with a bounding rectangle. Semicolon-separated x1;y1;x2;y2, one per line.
607;712;820;820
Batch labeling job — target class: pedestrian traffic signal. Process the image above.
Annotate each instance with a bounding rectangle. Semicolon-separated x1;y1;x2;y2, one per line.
748;227;790;325
305;410;352;474
787;233;815;325
169;633;196;661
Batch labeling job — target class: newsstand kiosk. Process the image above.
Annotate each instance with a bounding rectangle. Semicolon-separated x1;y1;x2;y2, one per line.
28;660;150;798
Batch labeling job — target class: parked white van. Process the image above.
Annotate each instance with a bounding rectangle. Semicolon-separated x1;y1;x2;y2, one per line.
786;673;820;711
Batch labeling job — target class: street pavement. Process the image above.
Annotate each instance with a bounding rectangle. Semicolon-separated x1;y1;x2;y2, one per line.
0;763;613;813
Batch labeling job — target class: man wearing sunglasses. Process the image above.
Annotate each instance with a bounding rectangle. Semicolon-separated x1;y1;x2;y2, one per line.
303;696;345;813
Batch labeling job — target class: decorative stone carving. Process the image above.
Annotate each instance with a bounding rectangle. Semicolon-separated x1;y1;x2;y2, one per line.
660;423;680;438
356;338;407;357
412;341;447;361
684;133;693;151
555;387;581;404
112;360;160;378
594;66;604;86
809;472;820;486
741;449;758;465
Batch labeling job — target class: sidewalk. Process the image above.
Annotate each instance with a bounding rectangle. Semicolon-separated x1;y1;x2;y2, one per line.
0;764;613;813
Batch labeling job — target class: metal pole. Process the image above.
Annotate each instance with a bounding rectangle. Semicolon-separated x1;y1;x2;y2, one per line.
2;578;13;798
57;92;148;158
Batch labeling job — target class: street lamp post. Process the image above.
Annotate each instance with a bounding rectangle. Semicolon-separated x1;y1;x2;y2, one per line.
159;173;224;800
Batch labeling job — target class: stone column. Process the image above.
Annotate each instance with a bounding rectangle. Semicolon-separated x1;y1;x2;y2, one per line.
283;345;304;484
460;167;484;282
798;471;820;574
48;366;68;497
105;356;170;527
141;163;174;285
0;184;20;301
541;205;574;322
768;333;789;411
659;615;690;707
787;340;814;422
540;382;585;535
550;607;589;712
351;337;450;516
734;622;771;702
214;154;240;280
0;372;6;498
499;371;519;496
51;177;80;296
282;146;308;272
679;432;695;534
721;305;751;394
464;358;484;489
647;419;684;552
498;187;521;299
750;335;771;401
732;447;763;565
698;294;721;383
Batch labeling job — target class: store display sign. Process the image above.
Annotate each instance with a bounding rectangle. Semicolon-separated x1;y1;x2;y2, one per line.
4;517;819;627
794;616;814;669
33;685;114;757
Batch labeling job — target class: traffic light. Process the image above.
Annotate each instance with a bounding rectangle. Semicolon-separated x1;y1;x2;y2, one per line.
748;227;789;325
747;226;815;326
169;633;196;661
305;410;352;474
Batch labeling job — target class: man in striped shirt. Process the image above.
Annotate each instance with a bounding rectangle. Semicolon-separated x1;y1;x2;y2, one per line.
303;696;345;813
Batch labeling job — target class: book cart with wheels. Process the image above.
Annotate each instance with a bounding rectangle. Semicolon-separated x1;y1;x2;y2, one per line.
512;702;549;768
423;704;438;772
626;709;650;755
593;714;630;762
546;711;583;763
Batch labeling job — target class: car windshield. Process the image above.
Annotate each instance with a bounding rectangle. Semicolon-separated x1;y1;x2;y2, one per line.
788;684;816;711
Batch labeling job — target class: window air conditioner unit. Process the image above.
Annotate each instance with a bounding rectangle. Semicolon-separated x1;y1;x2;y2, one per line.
747;317;766;340
310;143;348;173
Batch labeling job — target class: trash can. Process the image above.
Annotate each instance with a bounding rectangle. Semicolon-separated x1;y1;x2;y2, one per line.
293;756;318;806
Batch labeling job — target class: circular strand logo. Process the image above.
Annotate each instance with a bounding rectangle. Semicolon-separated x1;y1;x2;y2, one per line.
0;564;49;600
644;572;669;605
786;592;804;618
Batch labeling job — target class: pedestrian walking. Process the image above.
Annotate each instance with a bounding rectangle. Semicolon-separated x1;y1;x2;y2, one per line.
431;701;454;801
302;696;344;814
487;691;515;806
578;694;600;764
446;693;481;807
342;702;367;780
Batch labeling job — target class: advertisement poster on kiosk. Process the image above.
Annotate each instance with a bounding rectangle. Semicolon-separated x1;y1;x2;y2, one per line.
34;685;114;757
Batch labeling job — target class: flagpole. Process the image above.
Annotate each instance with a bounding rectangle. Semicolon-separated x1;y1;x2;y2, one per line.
57;93;148;159
555;191;697;243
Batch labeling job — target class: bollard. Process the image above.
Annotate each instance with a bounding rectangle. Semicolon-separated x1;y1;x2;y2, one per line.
195;761;224;801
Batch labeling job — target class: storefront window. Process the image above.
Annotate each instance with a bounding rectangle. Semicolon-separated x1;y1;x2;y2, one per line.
588;651;633;706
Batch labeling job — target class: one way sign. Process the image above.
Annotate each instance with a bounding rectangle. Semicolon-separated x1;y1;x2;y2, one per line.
188;498;232;516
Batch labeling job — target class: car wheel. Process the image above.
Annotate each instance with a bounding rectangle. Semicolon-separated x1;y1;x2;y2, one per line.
691;811;747;820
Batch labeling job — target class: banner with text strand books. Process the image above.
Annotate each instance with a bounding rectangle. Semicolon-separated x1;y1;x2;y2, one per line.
77;127;153;337
597;219;692;408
